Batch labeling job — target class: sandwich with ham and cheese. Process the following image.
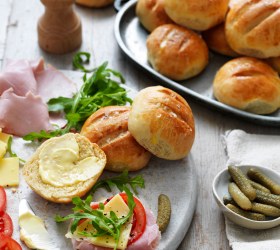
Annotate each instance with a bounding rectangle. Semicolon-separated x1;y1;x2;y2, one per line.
56;189;161;250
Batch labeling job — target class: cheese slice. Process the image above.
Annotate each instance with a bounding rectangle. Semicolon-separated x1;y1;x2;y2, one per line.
0;141;7;159
0;131;11;144
19;200;60;250
0;157;19;186
67;194;133;250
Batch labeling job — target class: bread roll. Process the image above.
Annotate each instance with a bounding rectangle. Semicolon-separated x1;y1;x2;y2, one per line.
23;133;106;203
202;23;239;57
146;24;209;81
163;0;229;31
81;106;151;172
266;56;280;74
128;86;195;160
76;0;113;8
213;57;280;114
225;0;280;58
136;0;173;32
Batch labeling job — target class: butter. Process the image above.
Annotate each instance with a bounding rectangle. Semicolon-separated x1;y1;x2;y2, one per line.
19;200;60;250
0;157;19;186
39;133;104;187
67;194;133;250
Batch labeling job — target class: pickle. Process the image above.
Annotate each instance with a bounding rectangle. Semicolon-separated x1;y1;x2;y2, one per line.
157;194;171;232
226;204;266;221
228;182;252;210
255;190;280;209
248;180;271;194
247;168;280;195
228;166;256;200
223;195;237;206
251;202;280;217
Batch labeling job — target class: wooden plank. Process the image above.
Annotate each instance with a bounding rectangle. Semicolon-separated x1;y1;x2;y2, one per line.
0;0;12;69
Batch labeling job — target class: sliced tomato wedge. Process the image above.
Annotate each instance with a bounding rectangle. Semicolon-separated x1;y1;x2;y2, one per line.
90;193;146;245
0;186;6;212
0;212;13;237
0;235;22;250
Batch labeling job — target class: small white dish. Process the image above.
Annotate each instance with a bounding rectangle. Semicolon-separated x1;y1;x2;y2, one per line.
212;165;280;229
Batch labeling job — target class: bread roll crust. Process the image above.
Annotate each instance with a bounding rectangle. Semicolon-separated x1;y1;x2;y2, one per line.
136;0;173;32
164;0;229;31
128;86;195;160
202;23;239;57
23;133;106;203
213;57;280;114
146;24;209;81
266;56;280;74
81;106;151;172
226;0;280;58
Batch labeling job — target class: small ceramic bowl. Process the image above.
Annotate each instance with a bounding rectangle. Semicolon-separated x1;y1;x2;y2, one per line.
212;165;280;229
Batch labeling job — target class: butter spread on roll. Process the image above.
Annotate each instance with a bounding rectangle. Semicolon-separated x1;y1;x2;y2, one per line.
23;133;106;203
39;133;104;187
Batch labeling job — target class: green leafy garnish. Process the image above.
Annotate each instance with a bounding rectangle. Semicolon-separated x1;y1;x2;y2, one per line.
91;170;145;194
23;60;132;141
6;137;25;164
55;187;135;250
72;52;94;73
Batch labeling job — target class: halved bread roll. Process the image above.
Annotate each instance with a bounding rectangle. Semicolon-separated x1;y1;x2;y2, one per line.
23;133;106;203
81;106;151;172
266;56;280;75
128;86;195;160
213;57;280;114
225;0;280;58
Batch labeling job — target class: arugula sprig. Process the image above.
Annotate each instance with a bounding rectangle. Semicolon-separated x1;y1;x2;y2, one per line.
55;187;135;250
72;52;94;73
23;60;132;141
91;170;145;194
6;137;25;164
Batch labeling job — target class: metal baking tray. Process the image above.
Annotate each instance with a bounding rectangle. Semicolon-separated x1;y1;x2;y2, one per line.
114;0;280;126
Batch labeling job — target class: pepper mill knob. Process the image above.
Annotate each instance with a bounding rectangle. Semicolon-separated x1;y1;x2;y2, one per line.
38;0;82;54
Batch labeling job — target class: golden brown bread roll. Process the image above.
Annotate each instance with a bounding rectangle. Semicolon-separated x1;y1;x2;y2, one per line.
213;57;280;114
266;56;280;74
136;0;173;32
75;0;113;8
225;0;280;58
23;133;106;203
128;86;195;160
202;23;239;57
146;24;209;81
163;0;229;31
81;106;151;172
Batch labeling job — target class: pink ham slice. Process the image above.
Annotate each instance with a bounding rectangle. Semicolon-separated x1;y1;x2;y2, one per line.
0;89;52;136
0;59;38;96
72;208;161;250
35;64;76;103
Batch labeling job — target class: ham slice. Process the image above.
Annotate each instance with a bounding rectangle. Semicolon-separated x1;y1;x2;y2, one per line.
0;58;75;136
0;89;52;136
35;64;76;103
71;208;160;250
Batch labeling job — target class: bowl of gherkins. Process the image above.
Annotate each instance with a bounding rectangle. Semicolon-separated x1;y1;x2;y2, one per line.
213;165;280;229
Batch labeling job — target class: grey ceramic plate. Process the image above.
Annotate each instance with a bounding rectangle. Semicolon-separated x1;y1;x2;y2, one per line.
114;0;280;126
8;71;197;250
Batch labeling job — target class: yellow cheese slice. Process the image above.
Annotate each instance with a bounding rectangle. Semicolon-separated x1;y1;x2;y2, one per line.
67;194;133;250
0;131;11;144
0;157;19;186
0;141;7;159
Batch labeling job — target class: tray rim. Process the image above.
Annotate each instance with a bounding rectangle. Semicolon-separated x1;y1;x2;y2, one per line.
114;0;280;127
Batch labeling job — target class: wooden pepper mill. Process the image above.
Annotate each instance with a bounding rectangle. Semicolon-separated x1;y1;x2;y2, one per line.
38;0;82;54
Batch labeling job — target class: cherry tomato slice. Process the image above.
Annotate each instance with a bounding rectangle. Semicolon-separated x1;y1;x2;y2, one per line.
0;235;22;250
0;212;13;237
0;186;6;212
90;193;147;245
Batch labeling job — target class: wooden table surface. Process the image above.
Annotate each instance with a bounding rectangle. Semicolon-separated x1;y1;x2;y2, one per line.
1;1;279;249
